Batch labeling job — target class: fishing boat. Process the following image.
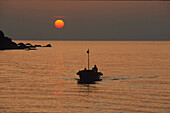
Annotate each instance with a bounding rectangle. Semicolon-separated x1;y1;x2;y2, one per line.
77;49;103;83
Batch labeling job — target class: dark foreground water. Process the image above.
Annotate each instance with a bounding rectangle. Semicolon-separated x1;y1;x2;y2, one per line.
0;41;170;113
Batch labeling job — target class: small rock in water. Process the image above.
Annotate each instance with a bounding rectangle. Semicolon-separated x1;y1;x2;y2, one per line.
44;44;52;47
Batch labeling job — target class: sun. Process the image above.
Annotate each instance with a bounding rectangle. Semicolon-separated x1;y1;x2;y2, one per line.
55;19;64;28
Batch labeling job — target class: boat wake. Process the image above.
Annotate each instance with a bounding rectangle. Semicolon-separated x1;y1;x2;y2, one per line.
112;76;159;80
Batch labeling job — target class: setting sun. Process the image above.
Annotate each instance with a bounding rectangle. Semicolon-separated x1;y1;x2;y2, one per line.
55;19;64;28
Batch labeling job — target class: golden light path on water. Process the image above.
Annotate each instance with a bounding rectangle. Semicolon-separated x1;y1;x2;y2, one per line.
0;41;170;112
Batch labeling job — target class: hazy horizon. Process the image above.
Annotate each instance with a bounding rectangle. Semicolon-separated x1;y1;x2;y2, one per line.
1;1;170;41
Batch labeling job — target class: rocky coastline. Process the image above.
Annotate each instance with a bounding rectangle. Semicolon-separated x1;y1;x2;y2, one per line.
0;31;52;50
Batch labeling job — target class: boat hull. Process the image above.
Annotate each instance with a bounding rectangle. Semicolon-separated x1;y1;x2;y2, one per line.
77;70;103;83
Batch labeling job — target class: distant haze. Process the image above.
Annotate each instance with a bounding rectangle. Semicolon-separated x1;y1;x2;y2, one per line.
0;1;170;40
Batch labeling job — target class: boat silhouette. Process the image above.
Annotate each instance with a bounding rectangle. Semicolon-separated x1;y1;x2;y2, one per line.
77;49;103;84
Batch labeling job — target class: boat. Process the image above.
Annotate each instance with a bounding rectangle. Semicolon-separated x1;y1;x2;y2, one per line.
76;49;103;83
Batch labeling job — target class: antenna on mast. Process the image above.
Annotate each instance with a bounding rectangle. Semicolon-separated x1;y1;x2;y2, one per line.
87;49;89;70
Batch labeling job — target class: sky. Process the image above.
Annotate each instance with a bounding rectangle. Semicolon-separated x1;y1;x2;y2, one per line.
0;0;170;40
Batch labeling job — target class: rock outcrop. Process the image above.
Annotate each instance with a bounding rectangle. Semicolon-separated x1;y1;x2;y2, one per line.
0;31;18;50
43;44;52;47
0;30;52;50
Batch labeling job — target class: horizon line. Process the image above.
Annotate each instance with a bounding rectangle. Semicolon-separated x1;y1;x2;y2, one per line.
13;39;170;41
3;0;170;1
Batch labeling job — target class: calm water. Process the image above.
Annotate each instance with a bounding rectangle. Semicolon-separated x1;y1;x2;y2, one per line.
0;41;170;113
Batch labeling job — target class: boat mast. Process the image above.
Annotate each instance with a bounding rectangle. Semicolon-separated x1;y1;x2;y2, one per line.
87;49;89;70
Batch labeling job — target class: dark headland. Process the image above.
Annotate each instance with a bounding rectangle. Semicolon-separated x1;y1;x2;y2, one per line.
0;31;52;50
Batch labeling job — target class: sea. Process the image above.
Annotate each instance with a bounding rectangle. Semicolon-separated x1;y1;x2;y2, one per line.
0;41;170;113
